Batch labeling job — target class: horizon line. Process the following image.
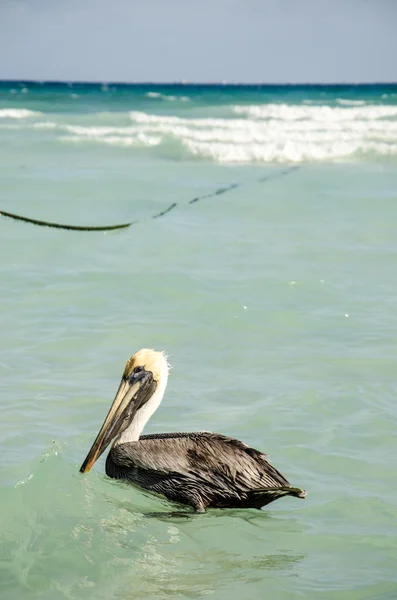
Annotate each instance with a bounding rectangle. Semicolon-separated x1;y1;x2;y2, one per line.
0;79;397;87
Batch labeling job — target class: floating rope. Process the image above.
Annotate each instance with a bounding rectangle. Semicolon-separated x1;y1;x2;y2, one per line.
0;209;132;231
152;202;178;219
188;166;299;205
189;182;240;204
0;166;299;232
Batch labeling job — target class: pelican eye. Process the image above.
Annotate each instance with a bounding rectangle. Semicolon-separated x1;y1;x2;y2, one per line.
123;365;145;382
126;364;147;383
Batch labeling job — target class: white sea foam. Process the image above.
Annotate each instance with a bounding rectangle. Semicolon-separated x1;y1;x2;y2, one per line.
146;92;189;102
54;102;397;163
336;99;366;106
61;133;161;147
64;125;121;136
32;121;58;130
233;103;397;121
0;108;43;119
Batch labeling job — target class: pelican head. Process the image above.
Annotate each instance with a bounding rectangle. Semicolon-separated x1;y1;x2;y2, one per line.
80;349;169;473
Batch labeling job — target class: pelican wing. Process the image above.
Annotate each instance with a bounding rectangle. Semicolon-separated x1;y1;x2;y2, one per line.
111;432;291;492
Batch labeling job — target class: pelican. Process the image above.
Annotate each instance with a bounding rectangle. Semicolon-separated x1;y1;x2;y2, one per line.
80;349;306;512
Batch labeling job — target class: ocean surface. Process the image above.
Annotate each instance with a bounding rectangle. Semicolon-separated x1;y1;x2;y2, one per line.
1;82;397;600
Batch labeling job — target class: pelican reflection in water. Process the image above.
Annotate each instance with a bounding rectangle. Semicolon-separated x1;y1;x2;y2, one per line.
80;349;306;513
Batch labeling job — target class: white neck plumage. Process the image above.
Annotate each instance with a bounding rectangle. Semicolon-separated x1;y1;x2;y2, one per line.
116;372;168;444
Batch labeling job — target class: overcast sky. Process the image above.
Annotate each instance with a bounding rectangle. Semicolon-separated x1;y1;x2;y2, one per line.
1;0;396;83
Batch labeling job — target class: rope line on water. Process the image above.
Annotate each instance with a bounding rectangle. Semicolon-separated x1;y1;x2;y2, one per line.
0;166;299;232
189;182;240;204
152;202;178;219
0;209;132;231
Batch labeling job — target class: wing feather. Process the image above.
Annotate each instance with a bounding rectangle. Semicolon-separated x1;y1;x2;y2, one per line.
111;432;290;492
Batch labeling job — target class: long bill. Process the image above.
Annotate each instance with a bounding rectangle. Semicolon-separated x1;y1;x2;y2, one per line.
80;372;153;473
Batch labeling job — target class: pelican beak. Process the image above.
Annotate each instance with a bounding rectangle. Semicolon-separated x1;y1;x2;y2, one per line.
80;368;155;473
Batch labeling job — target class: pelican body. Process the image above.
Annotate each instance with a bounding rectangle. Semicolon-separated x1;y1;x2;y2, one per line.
80;349;306;513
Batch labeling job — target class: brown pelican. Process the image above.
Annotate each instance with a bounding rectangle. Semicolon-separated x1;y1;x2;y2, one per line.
80;349;306;512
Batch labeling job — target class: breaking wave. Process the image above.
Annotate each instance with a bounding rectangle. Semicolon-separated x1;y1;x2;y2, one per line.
146;91;190;102
59;103;397;163
0;108;43;119
2;101;397;164
232;103;397;121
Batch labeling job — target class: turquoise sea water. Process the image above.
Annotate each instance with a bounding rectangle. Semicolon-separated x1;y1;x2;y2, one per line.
1;82;397;599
